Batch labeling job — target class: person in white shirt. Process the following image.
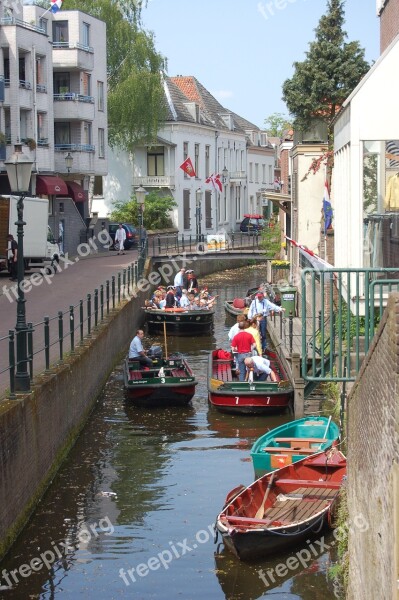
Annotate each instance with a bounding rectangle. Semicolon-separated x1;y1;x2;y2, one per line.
173;268;186;299
244;355;277;381
114;224;126;255
179;289;190;308
247;291;285;351
228;314;247;341
129;329;153;367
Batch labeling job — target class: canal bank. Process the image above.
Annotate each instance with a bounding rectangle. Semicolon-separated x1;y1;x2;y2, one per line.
0;255;263;560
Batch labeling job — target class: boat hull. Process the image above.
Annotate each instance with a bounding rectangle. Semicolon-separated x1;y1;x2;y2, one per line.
144;308;214;335
208;389;291;415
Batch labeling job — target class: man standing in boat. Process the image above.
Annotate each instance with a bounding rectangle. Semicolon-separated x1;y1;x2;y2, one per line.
247;291;285;352
129;330;153;368
231;322;256;381
173;267;186;299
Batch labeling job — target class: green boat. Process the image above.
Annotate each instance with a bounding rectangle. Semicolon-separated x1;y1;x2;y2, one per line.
250;416;340;478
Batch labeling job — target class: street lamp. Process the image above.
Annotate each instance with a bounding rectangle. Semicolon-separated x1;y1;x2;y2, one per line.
195;188;202;239
4;143;34;392
65;152;73;174
135;186;146;255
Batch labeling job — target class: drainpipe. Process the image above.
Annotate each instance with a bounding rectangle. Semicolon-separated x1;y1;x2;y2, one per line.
32;45;38;172
215;130;219;232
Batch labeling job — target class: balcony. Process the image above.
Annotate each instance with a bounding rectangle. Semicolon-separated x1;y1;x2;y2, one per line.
132;175;175;189
55;145;95;175
229;171;247;182
0;16;46;35
52;42;94;71
53;94;95;121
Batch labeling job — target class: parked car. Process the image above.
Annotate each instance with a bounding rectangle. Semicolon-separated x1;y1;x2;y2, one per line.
239;214;265;233
108;223;138;250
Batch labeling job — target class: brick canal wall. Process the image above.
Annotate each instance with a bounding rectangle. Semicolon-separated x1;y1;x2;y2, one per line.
347;293;399;600
0;256;258;560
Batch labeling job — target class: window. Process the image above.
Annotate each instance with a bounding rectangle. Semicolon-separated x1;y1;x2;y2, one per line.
39;17;48;34
183;190;190;230
194;143;199;177
249;162;253;182
82;22;90;47
205;145;210;178
53;21;69;44
94;176;103;195
82;73;91;96
255;163;259;183
97;81;104;111
19;57;26;83
54;122;70;145
83;122;92;145
37;113;47;142
20;110;29;140
147;147;164;176
98;128;105;158
183;142;188;178
268;165;273;184
205;190;212;229
235;186;241;221
262;165;266;184
53;72;70;94
4;58;10;82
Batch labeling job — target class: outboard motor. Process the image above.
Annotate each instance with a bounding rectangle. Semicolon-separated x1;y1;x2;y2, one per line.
147;345;163;361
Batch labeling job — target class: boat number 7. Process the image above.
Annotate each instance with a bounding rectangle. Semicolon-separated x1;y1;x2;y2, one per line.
235;396;239;404
267;396;270;404
161;378;165;384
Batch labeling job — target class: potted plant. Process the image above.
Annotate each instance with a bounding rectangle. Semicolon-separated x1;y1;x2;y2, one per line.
24;138;36;150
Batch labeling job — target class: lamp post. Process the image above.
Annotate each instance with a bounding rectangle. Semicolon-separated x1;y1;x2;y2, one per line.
135;186;146;256
65;152;73;174
195;188;202;240
222;166;228;224
4;144;34;392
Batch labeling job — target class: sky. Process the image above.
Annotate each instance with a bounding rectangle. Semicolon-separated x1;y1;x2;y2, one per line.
142;0;380;129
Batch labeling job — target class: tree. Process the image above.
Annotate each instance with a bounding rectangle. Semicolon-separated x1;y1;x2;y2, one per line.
65;0;167;150
263;113;292;138
282;0;369;153
110;191;176;230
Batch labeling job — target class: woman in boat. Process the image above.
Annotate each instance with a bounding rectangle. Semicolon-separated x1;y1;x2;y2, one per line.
246;316;262;356
179;289;190;308
165;286;177;308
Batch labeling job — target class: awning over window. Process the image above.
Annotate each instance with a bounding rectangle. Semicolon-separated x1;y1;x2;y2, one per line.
66;181;87;203
36;175;68;196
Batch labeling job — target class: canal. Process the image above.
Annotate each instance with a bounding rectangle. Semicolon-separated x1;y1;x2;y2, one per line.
0;264;339;599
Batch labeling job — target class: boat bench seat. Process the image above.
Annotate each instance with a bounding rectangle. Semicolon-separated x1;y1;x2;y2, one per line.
274;437;327;449
214;360;233;382
171;368;187;377
261;447;316;454
275;478;341;489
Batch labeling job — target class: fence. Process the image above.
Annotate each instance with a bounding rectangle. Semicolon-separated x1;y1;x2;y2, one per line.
146;231;263;256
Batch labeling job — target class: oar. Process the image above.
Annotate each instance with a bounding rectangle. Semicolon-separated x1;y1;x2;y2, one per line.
318;415;332;449
163;321;168;359
255;472;275;519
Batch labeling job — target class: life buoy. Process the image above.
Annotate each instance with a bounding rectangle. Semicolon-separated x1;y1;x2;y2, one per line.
164;307;186;312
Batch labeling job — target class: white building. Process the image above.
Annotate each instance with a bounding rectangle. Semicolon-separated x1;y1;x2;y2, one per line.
99;75;275;235
0;2;108;253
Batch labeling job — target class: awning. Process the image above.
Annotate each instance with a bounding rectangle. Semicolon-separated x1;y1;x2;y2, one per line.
36;175;68;196
262;191;292;214
66;181;87;203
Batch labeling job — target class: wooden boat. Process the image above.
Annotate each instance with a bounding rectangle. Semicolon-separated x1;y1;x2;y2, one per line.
251;416;340;478
207;348;293;415
216;449;347;561
123;354;198;407
224;285;281;318
143;307;214;335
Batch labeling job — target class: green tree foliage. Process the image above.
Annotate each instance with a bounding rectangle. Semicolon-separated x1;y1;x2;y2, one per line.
110;191;176;230
64;0;167;149
282;0;370;145
263;113;292;137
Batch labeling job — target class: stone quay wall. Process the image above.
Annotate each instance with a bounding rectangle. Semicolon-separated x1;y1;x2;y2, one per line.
347;293;399;600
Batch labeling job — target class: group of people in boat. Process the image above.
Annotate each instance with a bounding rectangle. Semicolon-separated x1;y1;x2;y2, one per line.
227;288;285;382
145;267;217;311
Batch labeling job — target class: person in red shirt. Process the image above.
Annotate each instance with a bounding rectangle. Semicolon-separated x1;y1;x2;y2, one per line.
231;321;256;381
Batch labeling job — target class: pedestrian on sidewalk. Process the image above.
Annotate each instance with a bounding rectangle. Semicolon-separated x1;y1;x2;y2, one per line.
114;224;126;255
7;234;18;281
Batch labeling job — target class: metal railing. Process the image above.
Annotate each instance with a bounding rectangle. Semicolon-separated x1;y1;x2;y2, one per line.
0;261;141;399
146;231;264;256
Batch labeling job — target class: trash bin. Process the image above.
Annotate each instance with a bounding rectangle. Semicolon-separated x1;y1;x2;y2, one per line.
278;286;297;316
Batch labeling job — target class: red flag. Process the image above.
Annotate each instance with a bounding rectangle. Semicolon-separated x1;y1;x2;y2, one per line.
180;157;196;177
205;173;223;192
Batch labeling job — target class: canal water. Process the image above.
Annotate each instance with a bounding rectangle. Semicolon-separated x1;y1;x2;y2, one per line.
0;263;339;600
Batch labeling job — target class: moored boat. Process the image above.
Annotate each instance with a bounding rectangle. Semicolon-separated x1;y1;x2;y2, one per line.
123;353;198;407
207;348;293;415
143;307;215;335
251;415;340;477
224;284;281;318
216;449;347;561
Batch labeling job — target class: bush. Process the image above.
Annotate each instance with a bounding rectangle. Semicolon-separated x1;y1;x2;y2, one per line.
110;190;177;230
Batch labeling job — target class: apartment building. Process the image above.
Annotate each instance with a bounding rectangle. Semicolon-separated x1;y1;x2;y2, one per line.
0;1;107;255
101;75;273;235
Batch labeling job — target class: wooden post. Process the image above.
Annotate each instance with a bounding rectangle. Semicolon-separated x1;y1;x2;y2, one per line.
292;352;305;418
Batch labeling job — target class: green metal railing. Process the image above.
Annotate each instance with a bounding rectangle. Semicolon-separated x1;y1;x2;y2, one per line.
302;268;399;382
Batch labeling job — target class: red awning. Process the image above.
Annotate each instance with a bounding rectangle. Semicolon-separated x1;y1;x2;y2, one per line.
66;181;87;203
36;175;68;196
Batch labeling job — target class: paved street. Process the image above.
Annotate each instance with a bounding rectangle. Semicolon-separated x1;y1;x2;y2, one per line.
0;248;139;397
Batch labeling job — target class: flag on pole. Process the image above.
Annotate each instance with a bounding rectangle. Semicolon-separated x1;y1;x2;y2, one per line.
51;0;63;12
323;181;333;235
205;173;223;192
179;157;196;177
